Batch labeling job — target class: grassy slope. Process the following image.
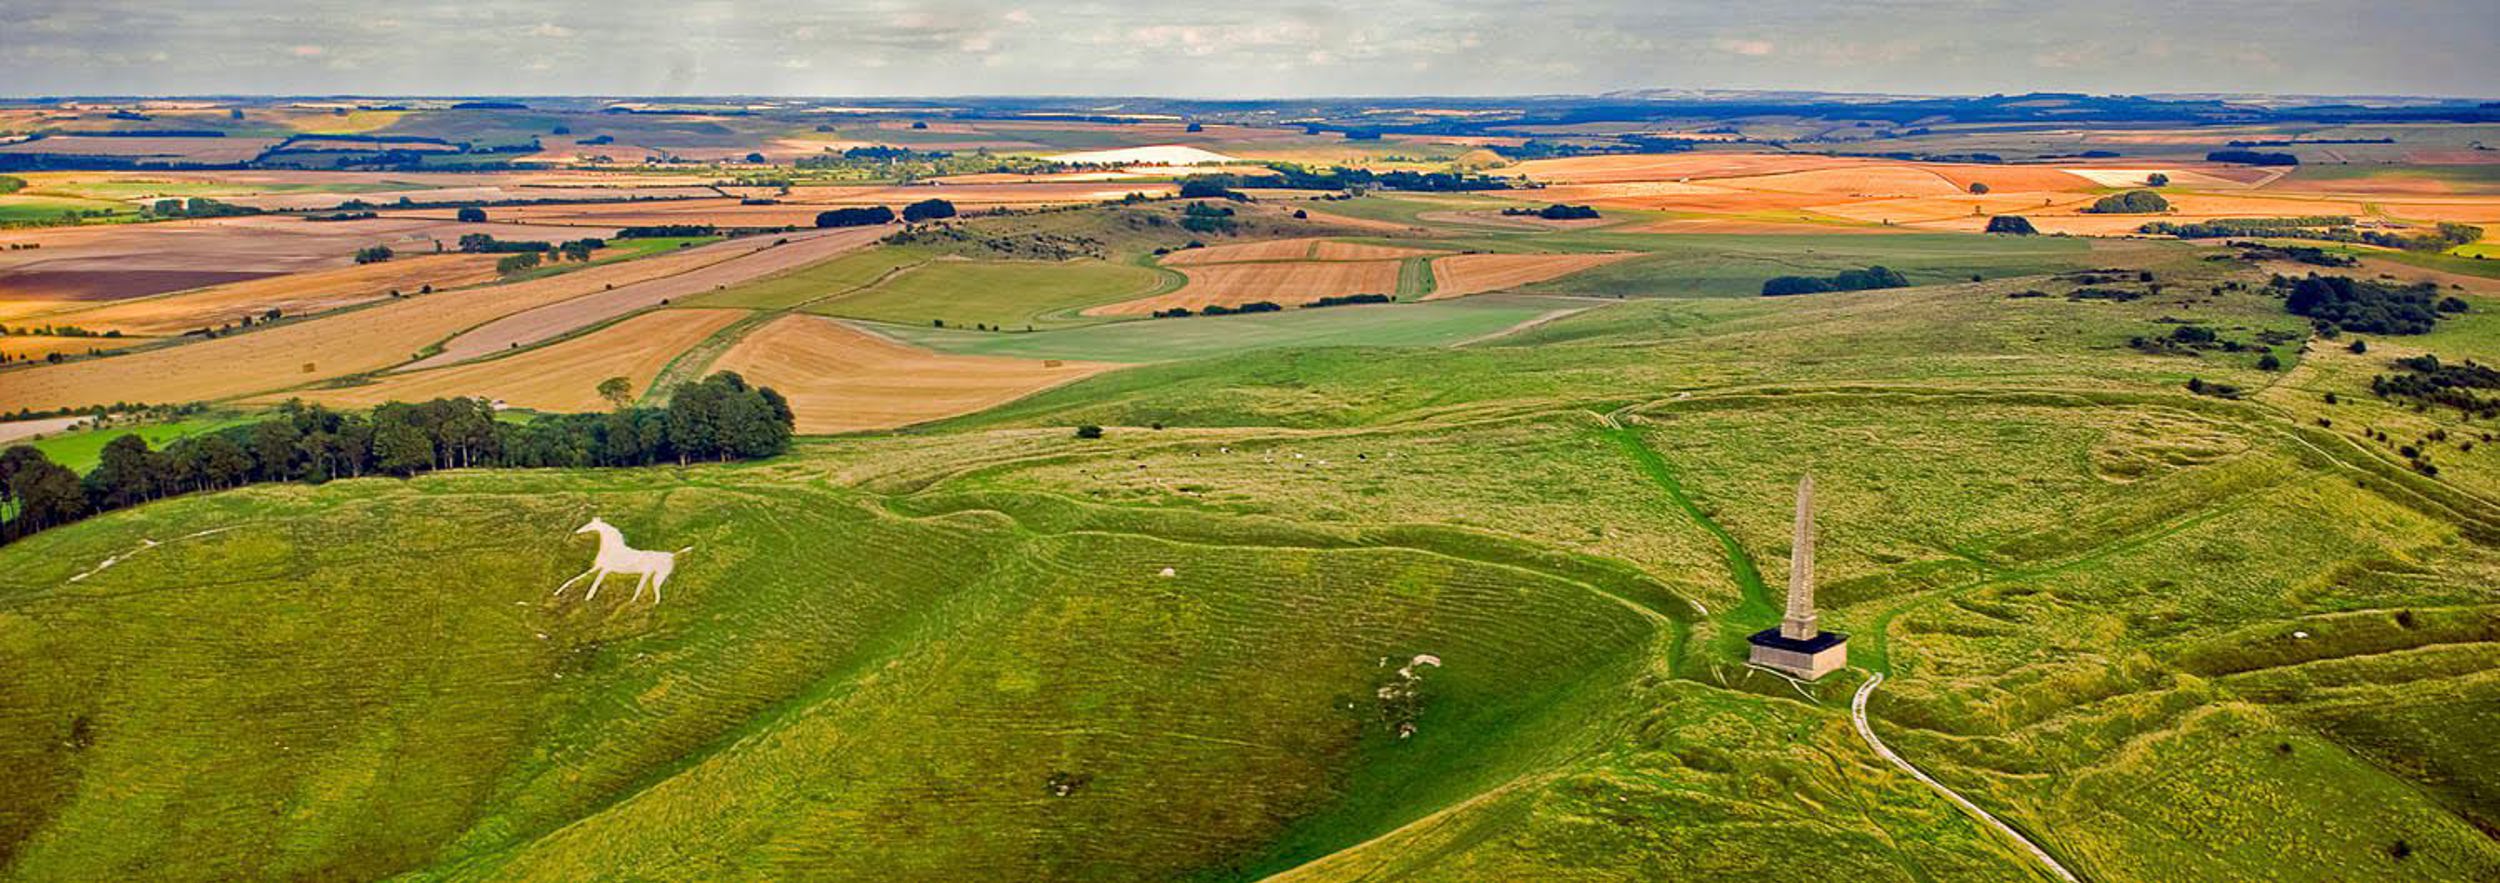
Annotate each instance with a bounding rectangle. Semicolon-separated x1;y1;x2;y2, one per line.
3;203;2498;880
807;257;1165;330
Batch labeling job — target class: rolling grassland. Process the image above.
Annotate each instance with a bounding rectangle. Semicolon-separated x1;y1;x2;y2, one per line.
6;221;2494;880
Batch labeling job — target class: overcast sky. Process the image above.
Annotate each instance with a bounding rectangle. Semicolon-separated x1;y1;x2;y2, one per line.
3;1;2493;99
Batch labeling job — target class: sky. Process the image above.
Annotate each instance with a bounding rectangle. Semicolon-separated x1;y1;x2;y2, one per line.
2;0;2494;99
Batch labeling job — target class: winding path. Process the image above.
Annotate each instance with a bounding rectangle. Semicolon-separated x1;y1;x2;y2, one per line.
1852;673;2079;882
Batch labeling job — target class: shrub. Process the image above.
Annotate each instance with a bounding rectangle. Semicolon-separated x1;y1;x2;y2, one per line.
1074;424;1104;439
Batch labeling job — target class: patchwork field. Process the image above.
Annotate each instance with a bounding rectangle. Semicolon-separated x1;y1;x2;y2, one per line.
710;314;1116;432
281;308;747;412
31;253;501;335
405;228;882;369
0;236;749;412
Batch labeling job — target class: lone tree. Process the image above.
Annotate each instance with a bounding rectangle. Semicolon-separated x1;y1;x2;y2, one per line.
597;376;635;410
1985;215;2039;235
1968;182;1990;195
456;207;488;223
2147;172;2171;187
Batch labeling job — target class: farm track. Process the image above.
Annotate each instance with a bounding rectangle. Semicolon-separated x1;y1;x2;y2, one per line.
1855;674;2082;883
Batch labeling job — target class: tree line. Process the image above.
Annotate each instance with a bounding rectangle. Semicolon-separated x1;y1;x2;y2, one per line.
0;372;793;545
1761;265;1910;296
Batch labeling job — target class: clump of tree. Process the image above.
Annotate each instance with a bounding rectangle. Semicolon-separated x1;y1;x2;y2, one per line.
1502;204;1601;220
2142;216;2353;239
901;198;957;222
1180;202;1237;234
1967;182;1990;195
2372;353;2500;418
615;224;717;238
2184;377;2245;399
2147;172;2171;187
457;233;553;254
1303;293;1393;308
2083;190;2170;214
456;207;488;222
352;245;394;264
0;373;793;545
816;206;896;228
1177;178;1247;201
1761;266;1910;296
2208;150;2299;166
2279;274;2455;335
1985;215;2038;235
1198;301;1280;316
144;197;258;219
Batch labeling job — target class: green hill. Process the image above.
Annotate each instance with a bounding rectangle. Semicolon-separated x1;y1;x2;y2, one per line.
4;237;2497;880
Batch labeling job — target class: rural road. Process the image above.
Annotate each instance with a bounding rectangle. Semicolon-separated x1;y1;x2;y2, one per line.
1853;673;2081;883
403;226;884;371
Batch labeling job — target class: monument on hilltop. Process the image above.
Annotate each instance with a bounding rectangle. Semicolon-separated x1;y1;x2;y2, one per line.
1748;474;1849;679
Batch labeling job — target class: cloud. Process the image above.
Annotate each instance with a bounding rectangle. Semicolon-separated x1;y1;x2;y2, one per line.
1715;38;1775;57
0;0;2487;99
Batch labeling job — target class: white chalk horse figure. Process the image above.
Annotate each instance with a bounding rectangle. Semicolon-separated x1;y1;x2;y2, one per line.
556;518;689;604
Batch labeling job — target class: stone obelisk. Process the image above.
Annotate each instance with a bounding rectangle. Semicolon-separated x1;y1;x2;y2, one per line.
1780;474;1817;640
1748;473;1849;679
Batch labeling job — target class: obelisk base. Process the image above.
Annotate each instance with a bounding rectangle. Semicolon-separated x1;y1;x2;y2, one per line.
1747;628;1849;680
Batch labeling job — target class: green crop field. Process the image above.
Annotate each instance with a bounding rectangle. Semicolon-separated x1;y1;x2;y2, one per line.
21;415;256;473
878;294;1570;363
805;257;1169;330
4;162;2499;881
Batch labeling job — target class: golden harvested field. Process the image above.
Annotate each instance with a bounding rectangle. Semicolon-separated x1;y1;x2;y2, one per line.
1426;253;1639;300
1627;217;1901;234
1514;152;1868;184
0;237;752;412
1312;241;1446;261
0;334;156;361
39;253;501;335
1092;260;1406;316
1158;238;1332;265
408;227;883;369
275;309;747;413
711;315;1116;434
1160;238;1443;266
